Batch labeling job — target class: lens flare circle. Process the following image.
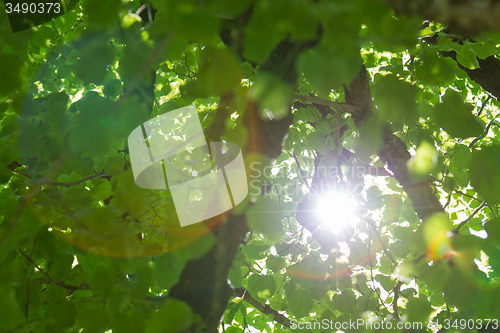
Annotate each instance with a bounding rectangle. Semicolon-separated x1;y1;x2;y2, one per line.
316;191;358;234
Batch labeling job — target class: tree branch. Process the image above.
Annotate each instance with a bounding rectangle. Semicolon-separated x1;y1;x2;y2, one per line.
442;51;500;102
382;0;500;35
294;95;356;114
45;171;109;187
169;26;322;332
345;66;444;221
392;280;404;320
34;278;90;291
234;288;291;328
469;116;500;148
168;214;249;331
454;201;486;234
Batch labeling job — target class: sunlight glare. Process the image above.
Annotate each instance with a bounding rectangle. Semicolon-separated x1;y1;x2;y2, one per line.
316;191;358;234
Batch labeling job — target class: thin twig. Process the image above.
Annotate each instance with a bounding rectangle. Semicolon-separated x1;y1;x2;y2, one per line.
294;95;356;114
477;95;492;117
184;52;197;78
18;248;51;280
135;4;146;15
39;46;56;80
171;69;196;79
46;171;109;187
32;278;90;291
413;253;427;264
455;201;486;233
454;190;482;203
274;185;282;209
469;115;499;148
443;192;452;209
11;170;32;179
292;151;310;189
365;218;398;266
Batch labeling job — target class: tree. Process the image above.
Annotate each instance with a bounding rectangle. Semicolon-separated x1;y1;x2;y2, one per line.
1;0;500;332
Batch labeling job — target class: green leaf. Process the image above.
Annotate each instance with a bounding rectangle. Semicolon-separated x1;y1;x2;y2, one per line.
242;242;270;260
468;145;500;204
111;313;146;333
154;252;185;290
0;284;24;330
407;140;438;176
214;0;253;18
405;296;432;323
76;301;111;332
250;73;293;120
33;26;57;48
442;176;456;192
44;300;77;328
434;90;484;139
294;105;322;123
288;286;314;318
351;115;383;161
90;178;112;200
330;291;357;314
194;46;243;97
45;92;69;136
0;102;9;114
246;196;285;243
455;42;480;69
118;40;154;82
131;262;155;298
89;265;115;296
0;55;26;96
247;274;277;302
103;149;125;176
485;217;500;245
375;274;396;292
414;50;456;85
225;302;243;326
104;79;123;98
373;74;418;127
309;280;328;301
266;255;287;272
417;213;454;261
470;42;499;59
305;131;332;155
228;265;243;288
61;186;94;208
436;38;479;69
68;92;121;157
54;10;78;33
84;0;121;24
243;0;287;63
297;41;362;94
75;40;114;85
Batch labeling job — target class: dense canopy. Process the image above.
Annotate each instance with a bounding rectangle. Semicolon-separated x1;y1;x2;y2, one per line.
1;0;500;332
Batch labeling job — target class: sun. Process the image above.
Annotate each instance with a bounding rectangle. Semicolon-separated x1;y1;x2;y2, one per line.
316;191;358;234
